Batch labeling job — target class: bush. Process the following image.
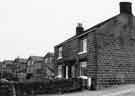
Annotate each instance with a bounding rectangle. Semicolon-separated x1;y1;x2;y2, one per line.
15;78;83;95
0;82;15;96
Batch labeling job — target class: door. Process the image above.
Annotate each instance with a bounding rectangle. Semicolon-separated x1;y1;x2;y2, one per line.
71;65;75;78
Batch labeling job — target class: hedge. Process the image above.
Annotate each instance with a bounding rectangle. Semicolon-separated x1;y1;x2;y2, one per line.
0;78;83;96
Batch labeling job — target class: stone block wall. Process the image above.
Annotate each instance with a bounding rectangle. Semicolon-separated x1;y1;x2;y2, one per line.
95;14;135;89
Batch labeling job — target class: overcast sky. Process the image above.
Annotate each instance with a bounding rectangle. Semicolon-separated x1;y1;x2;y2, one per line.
0;0;134;60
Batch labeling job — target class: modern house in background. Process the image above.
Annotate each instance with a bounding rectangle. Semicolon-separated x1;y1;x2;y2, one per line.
55;2;135;89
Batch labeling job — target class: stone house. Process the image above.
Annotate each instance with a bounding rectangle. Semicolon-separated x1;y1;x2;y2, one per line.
14;58;27;80
26;56;44;80
2;60;16;74
43;52;55;79
54;2;135;89
0;62;3;73
0;60;17;80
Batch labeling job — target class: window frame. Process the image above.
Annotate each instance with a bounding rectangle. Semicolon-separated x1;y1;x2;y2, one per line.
57;46;63;59
78;37;87;54
57;65;62;78
79;61;87;76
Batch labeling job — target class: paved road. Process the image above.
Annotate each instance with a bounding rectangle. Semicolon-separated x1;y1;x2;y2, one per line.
37;84;135;96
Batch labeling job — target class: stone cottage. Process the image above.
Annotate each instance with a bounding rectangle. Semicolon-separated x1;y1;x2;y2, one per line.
54;2;135;89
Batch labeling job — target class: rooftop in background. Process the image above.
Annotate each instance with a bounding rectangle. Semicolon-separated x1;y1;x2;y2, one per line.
28;56;44;61
14;58;27;63
3;60;14;64
44;52;54;59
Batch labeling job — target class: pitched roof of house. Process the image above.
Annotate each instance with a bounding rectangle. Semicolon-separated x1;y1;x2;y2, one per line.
14;58;27;63
3;60;14;65
44;52;54;59
28;56;44;61
2;60;16;70
55;15;118;47
44;64;55;73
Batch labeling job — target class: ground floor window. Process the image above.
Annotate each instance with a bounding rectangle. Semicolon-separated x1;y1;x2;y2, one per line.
80;61;87;76
57;65;62;78
65;66;68;79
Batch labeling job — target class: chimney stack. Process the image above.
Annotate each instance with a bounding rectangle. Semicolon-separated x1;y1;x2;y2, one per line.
76;23;84;35
120;2;132;14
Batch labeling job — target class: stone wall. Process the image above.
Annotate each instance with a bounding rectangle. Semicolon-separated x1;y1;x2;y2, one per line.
95;14;135;89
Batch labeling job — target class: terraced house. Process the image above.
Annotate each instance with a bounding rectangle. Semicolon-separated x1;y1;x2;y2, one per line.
26;56;44;80
55;2;135;89
43;52;55;79
14;58;27;81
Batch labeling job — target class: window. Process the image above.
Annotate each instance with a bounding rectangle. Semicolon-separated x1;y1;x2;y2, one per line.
57;65;62;78
80;61;87;76
28;61;31;66
58;46;63;59
31;61;34;65
49;57;53;63
45;58;48;63
65;66;68;79
78;38;87;54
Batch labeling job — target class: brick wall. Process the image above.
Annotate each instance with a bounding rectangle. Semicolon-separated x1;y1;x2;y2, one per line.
95;14;135;89
54;12;135;90
86;31;97;89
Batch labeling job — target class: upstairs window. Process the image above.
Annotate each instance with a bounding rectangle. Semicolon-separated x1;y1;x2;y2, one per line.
79;38;87;54
58;46;63;59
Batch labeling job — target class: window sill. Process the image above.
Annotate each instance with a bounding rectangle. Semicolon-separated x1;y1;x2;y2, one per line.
57;57;62;60
56;75;62;79
79;75;88;79
78;51;87;55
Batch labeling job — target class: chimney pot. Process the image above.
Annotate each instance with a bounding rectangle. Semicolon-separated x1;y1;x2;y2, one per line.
120;2;132;14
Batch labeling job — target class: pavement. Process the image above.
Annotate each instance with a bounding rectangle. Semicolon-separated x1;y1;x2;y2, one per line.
36;84;135;96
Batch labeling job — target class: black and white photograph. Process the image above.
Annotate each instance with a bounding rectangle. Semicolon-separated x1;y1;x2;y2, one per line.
0;0;135;96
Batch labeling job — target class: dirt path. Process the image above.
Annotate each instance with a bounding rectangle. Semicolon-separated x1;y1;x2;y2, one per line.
37;84;135;96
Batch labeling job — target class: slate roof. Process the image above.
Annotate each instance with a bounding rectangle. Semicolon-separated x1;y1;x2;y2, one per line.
3;60;14;65
14;58;27;64
44;52;54;59
28;56;44;61
55;15;118;47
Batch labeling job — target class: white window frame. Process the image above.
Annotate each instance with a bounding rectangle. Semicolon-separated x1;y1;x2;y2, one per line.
78;38;87;54
83;38;87;52
65;66;68;79
80;61;87;76
57;65;62;78
58;46;63;59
